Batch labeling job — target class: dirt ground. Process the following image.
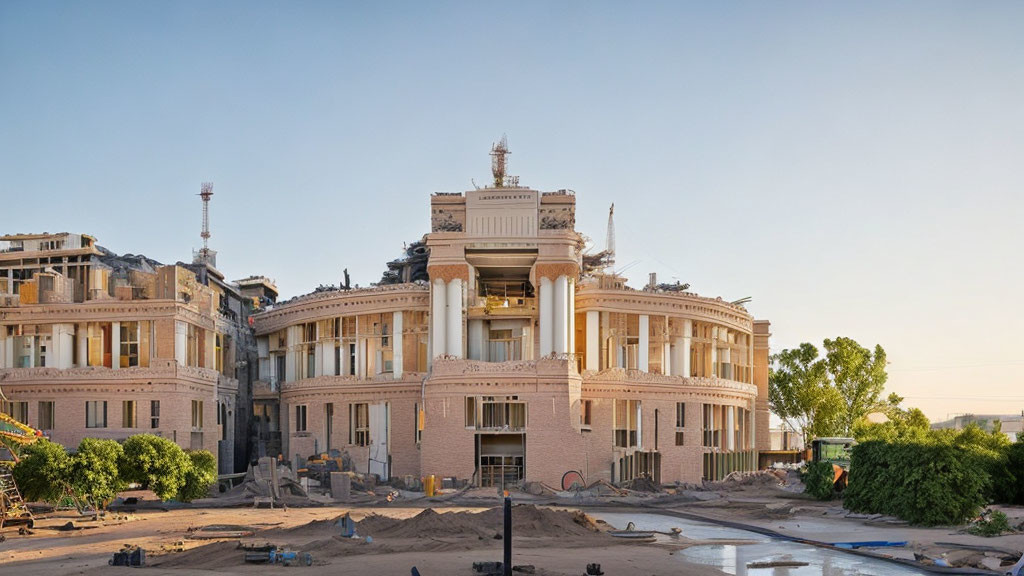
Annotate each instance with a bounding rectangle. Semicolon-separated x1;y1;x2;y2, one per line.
2;476;1023;575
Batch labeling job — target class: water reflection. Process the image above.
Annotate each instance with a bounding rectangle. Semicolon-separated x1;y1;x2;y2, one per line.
593;513;928;576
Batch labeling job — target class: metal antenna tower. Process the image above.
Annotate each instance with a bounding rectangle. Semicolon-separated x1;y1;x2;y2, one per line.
199;182;213;250
606;203;616;270
193;182;217;267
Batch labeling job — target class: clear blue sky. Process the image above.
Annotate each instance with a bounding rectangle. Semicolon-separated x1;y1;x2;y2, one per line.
2;1;1022;421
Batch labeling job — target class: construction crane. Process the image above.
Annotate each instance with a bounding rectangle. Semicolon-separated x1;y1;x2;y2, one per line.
0;401;41;529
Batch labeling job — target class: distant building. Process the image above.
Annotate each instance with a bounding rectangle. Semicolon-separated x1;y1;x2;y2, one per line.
932;414;1024;442
770;423;804;451
0;230;263;473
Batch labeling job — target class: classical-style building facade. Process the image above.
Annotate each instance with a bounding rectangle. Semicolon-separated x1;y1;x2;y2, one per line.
252;158;771;488
0;232;267;473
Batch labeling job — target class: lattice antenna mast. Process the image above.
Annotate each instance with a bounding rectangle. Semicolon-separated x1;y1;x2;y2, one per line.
193;182;217;267
606;203;616;270
490;135;510;187
199;182;213;250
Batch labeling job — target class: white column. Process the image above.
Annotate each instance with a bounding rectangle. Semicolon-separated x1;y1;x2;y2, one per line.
722;347;732;380
635;401;643;451
56;323;74;369
313;323;322;378
638;314;649;372
322;338;335;377
111;321;120;369
539;276;553;356
446;278;463;358
285;325;298;382
174;321;187;366
585;310;599;371
726;406;736;451
663;341;672;376
567;278;575;354
553;275;568;354
710;327;718;377
467;319;484;361
431;279;447;359
355;316;365;378
682;319;692;377
392;311;403;378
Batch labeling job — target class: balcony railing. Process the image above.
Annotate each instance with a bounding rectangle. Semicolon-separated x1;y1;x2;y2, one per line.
468;296;537;317
486;338;523;362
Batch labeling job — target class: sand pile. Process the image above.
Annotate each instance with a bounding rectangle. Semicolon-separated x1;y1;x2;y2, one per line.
709;470;785;490
153;506;613;569
358;505;601;539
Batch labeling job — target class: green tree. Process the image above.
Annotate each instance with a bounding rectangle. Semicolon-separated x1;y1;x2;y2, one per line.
824;337;888;435
177;450;217;502
70;438;125;514
769;343;844;445
852;393;930;443
120;434;191;501
12;438;73;504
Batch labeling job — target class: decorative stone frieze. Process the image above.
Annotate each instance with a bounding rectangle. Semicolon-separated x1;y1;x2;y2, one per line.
427;264;470;283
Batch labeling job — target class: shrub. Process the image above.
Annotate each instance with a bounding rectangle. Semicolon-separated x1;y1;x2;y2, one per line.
844;440;987;526
967;510;1011;537
12;439;72;504
1002;442;1024;505
803;461;837;500
120;434;192;501
70;438;126;512
177;450;217;502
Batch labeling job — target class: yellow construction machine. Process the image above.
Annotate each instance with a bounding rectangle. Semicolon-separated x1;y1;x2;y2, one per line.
0;402;43;529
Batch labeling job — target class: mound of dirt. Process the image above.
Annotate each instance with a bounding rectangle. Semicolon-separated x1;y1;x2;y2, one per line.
358;505;601;539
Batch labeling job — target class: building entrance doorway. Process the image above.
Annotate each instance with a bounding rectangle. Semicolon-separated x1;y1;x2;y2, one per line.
476;433;525;489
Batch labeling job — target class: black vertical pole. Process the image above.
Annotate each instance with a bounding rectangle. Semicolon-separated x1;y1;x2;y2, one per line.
503;495;512;576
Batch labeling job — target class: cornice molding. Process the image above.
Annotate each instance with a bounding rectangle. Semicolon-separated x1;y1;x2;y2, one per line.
575;288;754;332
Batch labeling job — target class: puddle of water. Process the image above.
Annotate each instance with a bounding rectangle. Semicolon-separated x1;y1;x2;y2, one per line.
595;512;771;542
593;512;930;576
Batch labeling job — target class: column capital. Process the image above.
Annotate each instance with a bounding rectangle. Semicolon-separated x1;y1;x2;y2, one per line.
534;262;579;282
428;264;469;283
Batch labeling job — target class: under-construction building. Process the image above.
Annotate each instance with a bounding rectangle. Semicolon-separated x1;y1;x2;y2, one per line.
250;141;772;487
0;186;274;473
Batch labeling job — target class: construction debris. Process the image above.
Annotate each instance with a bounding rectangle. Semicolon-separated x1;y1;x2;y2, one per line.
109;545;146;567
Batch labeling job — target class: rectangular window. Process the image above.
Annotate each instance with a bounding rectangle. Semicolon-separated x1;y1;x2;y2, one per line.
120;322;139;367
613;399;639;448
334;345;342;376
192;399;204;429
675;402;686;446
214;334;223;373
465;396;476;428
349;403;369;446
151;400;160;428
122;400;137;428
86;400;107;428
348;344;356;376
702;404;716;448
2;401;29;424
275;355;286;383
580;400;592;428
38;401;55;430
476;396;527;430
295;405;308;432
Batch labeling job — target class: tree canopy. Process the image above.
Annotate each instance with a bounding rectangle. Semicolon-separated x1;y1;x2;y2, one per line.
770;337;889;442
